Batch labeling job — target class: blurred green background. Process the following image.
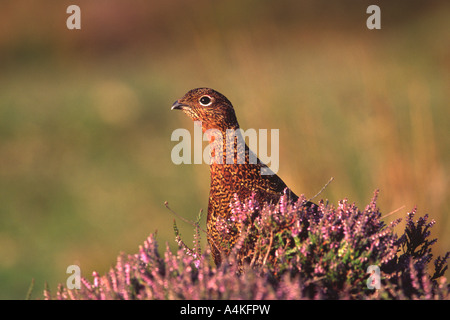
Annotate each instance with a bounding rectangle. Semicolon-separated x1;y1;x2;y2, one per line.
0;0;449;299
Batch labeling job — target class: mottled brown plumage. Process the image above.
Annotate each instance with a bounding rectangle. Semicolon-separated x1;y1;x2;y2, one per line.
172;88;309;265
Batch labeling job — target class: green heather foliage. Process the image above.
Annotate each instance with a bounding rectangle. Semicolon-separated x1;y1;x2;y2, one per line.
44;191;449;300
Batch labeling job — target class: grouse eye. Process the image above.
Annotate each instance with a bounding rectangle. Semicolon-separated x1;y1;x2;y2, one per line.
199;95;212;106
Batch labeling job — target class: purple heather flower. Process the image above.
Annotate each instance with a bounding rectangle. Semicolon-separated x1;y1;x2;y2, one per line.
43;190;449;300
92;271;100;288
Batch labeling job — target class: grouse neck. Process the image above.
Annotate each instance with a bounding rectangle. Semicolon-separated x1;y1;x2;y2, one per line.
205;127;254;167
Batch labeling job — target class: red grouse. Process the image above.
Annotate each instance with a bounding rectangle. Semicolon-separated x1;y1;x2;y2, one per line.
172;88;312;265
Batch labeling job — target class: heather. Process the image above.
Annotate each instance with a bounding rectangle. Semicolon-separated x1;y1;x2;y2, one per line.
44;191;449;300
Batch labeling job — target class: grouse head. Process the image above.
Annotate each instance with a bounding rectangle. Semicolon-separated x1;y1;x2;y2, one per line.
171;88;240;132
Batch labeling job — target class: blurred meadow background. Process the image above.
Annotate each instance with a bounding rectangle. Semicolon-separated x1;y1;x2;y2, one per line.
0;0;449;299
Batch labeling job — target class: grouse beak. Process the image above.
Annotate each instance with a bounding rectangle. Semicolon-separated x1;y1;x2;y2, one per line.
171;100;189;110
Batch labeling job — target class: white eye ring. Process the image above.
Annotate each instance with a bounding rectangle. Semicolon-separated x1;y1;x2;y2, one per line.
199;95;213;106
